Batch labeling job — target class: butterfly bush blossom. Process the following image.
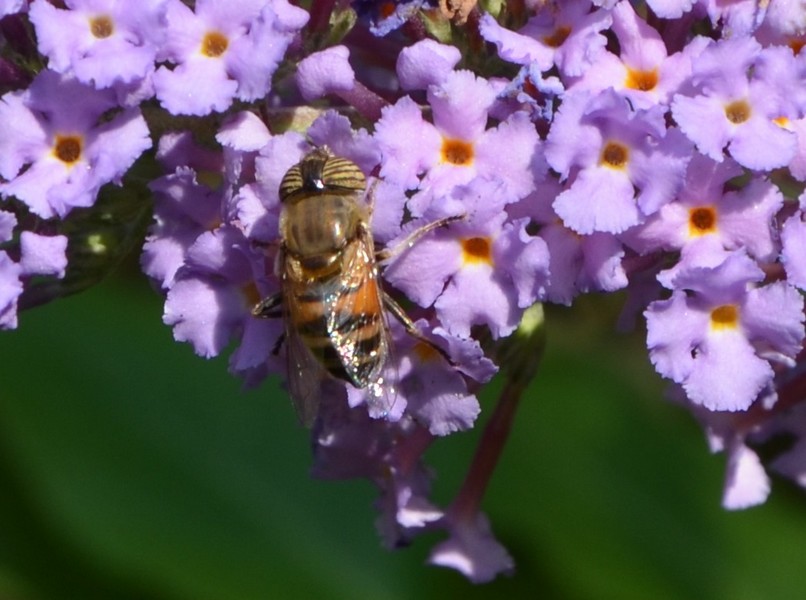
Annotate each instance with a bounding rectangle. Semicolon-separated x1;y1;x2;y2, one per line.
2;0;806;583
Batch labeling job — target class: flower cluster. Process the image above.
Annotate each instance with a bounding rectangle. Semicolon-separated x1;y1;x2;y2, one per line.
2;0;806;584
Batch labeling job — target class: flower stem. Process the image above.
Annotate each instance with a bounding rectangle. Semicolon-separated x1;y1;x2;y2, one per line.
451;304;546;521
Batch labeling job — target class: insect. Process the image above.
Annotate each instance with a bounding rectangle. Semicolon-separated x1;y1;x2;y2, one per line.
252;147;456;426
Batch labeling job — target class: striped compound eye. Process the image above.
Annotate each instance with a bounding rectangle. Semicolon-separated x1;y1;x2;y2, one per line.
278;148;366;202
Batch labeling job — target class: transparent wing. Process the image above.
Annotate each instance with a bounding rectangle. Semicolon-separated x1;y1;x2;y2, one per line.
321;231;399;419
281;268;327;428
283;312;326;427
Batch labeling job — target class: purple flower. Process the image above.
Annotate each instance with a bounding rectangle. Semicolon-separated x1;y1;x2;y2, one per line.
671;38;798;171
346;321;496;435
163;225;278;374
312;399;442;546
479;0;612;77
546;89;692;234
374;71;542;212
141;167;223;290
0;70;151;218
623;153;783;286
644;0;697;19
0;0;25;17
645;252;805;411
0;251;22;329
18;232;68;278
153;0;308;115
29;0;167;91
384;180;550;339
567;2;709;109
396;39;461;91
429;511;514;583
509;181;627;304
780;192;806;291
295;45;355;101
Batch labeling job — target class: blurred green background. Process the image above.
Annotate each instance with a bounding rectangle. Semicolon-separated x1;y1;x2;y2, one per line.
1;269;805;600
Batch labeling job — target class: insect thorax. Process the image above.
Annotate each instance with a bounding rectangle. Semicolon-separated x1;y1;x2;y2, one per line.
281;192;365;259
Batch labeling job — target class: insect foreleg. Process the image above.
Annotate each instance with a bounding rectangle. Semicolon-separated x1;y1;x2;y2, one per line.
376;214;465;262
382;292;455;365
252;292;282;318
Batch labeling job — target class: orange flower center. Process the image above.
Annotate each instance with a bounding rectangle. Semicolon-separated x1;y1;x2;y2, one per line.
89;15;114;38
53;135;83;164
201;31;229;57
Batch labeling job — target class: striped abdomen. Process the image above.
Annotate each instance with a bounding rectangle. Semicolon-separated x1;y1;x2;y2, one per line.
285;240;387;387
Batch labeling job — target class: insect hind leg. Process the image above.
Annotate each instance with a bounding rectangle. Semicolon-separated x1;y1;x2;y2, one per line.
382;292;455;365
252;292;282;318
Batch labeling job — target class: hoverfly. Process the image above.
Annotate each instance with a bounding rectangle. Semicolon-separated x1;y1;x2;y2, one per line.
252;147;456;426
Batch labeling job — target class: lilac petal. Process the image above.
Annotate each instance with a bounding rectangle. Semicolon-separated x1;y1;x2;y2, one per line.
3;158;97;219
789;118;806;181
87;107;152;184
163;274;247;358
0;252;22;329
435;263;519;338
0;0;24;16
396;39;461;91
266;0;310;31
0;89;48;180
781;212;806;289
232;185;277;243
550;4;613;77
229;316;279;372
719;178;783;262
18;232;68;278
429;512;514;583
400;353;481;435
728;117;797;171
495;219;549;307
671;94;732;161
538;223;581;304
141;225;202;289
217;111;271;152
154;60;237;116
554;167;640;234
581;232;627;293
646;0;696;18
185;227;253;281
545;92;602;179
742;282;805;359
478;12;553;70
685;331;772;411
611;1;668;68
428;71;496;142
383;231;462;308
375;96;442;189
0;211;16;243
433;327;498;383
645;292;703;383
771;438;806;488
370;180;406;244
296;45;355;101
722;442;770;509
475;111;542;204
27;69;117;129
631;127;692;217
226;3;305;102
307;111;380;177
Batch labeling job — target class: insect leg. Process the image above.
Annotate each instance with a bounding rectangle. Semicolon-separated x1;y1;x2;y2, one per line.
272;332;286;356
382;291;455;365
376;214;465;262
364;176;382;220
252;292;282;318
